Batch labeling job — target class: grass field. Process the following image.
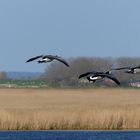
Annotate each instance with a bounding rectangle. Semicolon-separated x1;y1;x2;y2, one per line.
0;88;140;130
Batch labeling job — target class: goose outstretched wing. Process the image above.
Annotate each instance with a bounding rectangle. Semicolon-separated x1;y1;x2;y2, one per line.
99;74;120;85
54;56;69;67
113;66;140;71
132;65;140;69
79;71;97;79
112;67;130;70
26;55;43;63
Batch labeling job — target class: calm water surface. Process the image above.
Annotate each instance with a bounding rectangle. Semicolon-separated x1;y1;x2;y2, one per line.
0;130;140;140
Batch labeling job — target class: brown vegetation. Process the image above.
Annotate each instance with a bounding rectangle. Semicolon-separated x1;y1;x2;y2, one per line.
0;88;139;130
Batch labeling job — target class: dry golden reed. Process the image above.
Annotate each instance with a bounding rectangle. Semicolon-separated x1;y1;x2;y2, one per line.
0;88;139;130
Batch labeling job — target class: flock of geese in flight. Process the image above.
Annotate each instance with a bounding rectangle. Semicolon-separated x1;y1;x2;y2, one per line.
26;54;140;86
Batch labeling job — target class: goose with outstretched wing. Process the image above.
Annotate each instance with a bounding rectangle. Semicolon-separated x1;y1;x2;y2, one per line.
112;65;140;74
79;71;120;85
26;55;69;67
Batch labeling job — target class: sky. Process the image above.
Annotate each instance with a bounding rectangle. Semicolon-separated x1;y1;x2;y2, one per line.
0;0;140;72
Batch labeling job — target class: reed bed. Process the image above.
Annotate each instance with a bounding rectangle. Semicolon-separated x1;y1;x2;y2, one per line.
0;88;139;130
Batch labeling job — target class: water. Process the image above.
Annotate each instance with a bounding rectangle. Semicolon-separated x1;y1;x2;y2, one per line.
0;130;140;140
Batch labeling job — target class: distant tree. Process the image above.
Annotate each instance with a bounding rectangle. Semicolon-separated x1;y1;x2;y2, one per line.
0;72;7;79
43;57;114;87
42;57;140;87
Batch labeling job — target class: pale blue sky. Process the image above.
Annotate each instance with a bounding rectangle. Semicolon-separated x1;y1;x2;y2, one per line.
0;0;140;72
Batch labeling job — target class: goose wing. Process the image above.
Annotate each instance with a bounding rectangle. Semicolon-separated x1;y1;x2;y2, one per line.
26;55;43;63
132;65;140;69
112;67;130;70
44;55;69;67
56;57;69;67
97;73;120;85
79;71;97;79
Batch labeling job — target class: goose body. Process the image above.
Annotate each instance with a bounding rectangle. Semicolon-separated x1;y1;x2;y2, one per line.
79;71;120;85
26;55;69;67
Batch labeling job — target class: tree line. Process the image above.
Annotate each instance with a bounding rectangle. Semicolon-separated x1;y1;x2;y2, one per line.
42;57;140;87
0;57;140;87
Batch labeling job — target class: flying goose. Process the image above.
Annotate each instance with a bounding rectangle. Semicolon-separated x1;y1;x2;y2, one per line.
79;71;120;85
26;55;69;67
112;65;140;74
